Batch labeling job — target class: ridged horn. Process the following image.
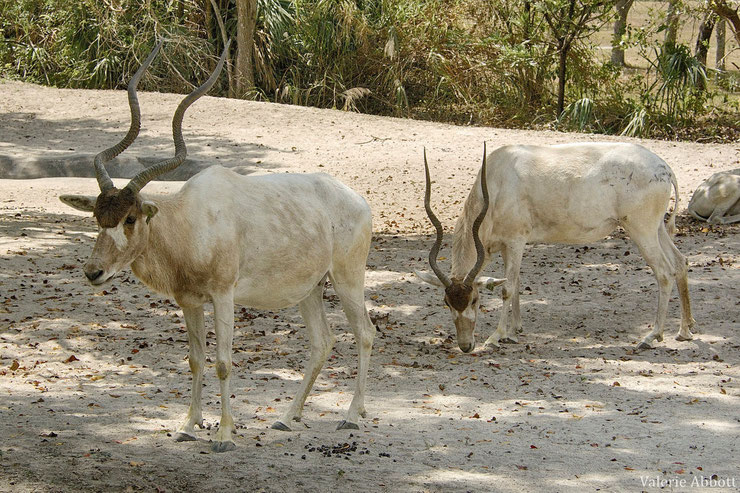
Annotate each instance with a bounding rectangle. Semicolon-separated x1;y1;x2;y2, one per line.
124;39;231;194
462;142;490;287
94;38;165;192
423;148;452;288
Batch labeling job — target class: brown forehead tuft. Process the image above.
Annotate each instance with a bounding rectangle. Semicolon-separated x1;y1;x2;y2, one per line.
94;187;139;228
445;282;473;311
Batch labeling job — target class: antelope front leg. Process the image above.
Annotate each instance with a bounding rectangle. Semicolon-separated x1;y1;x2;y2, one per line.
485;244;524;347
715;213;740;225
174;305;206;442
510;275;522;336
707;189;740;225
211;292;236;452
485;313;509;348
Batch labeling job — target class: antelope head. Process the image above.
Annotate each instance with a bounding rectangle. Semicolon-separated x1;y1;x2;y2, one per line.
60;40;230;285
416;145;505;352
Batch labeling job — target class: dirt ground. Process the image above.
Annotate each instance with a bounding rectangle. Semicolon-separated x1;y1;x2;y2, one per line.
1;80;739;492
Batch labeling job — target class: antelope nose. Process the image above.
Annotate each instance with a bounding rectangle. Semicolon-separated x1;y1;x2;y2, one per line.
85;269;104;282
459;342;474;353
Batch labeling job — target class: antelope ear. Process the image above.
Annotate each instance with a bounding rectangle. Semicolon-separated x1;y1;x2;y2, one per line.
141;201;159;224
477;276;506;291
59;194;96;212
415;270;446;288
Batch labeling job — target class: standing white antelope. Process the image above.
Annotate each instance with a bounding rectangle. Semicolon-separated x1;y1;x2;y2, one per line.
59;41;375;452
687;169;740;225
417;143;695;352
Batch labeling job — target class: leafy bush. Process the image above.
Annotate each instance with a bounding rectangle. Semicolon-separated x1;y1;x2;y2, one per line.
1;0;737;141
0;0;220;92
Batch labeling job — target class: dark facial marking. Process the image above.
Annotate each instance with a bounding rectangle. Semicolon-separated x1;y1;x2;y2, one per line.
444;282;473;312
94;187;139;228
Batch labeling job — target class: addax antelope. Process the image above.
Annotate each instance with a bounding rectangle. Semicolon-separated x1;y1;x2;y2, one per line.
687;169;740;225
60;40;375;452
417;143;695;352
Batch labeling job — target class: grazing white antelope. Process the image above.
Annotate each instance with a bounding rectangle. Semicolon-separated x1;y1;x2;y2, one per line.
59;41;375;452
417;143;695;352
687;169;740;225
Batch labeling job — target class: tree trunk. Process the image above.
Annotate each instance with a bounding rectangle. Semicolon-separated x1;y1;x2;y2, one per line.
711;0;740;46
716;18;726;71
694;12;715;91
695;12;716;68
665;0;680;45
611;0;634;67
235;0;257;98
209;0;234;98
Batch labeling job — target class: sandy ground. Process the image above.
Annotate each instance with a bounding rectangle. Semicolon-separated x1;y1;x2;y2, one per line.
1;80;739;492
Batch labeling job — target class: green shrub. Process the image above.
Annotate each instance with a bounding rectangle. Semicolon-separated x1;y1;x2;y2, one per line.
1;0;737;141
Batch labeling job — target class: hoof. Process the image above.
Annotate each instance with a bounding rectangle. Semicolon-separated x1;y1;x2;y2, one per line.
675;334;693;342
655;333;664;342
636;341;652;351
500;337;518;344
483;338;500;349
211;440;236;453
481;344;501;352
336;420;359;430
174;431;197;442
271;421;292;432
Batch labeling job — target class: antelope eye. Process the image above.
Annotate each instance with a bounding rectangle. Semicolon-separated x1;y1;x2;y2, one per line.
471;297;478;307
125;216;136;225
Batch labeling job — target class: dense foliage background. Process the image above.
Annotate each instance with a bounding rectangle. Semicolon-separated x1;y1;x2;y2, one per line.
1;0;739;141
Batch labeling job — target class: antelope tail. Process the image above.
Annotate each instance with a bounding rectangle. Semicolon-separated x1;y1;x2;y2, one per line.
667;172;679;236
